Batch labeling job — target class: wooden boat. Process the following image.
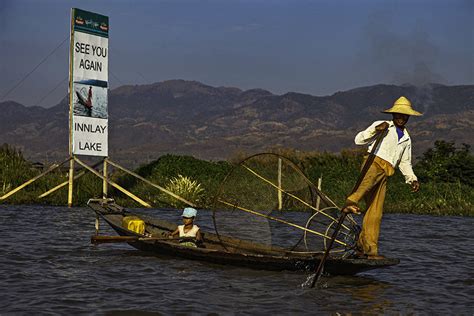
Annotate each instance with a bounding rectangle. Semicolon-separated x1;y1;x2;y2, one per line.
88;199;399;275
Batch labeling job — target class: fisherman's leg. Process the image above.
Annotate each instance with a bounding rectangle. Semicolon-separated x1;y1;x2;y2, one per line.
358;174;387;257
345;162;381;207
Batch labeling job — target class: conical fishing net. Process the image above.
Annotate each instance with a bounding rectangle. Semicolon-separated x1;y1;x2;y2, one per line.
213;153;359;255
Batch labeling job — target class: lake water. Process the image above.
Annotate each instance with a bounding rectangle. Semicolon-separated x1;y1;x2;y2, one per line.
1;205;473;314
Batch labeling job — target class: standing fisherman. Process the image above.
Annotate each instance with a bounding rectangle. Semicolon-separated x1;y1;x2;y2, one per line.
344;96;422;259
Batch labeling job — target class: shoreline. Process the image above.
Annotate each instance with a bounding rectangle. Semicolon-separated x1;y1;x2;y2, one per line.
1;144;472;217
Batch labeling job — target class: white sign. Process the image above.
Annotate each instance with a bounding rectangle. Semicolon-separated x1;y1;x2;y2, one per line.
73;116;108;156
69;8;109;157
73;31;108;82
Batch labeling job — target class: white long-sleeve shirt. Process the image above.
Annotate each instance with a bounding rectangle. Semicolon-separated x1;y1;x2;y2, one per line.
355;120;417;184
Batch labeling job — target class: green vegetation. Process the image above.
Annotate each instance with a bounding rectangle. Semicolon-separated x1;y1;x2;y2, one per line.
0;141;472;216
297;141;473;216
0;144;104;205
113;154;231;208
416;140;474;186
162;175;204;208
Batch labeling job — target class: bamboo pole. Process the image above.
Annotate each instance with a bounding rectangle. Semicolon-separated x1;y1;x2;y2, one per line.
38;160;103;198
95;215;100;235
218;199;347;246
242;164;354;229
278;158;282;211
316;176;322;211
276;154;338;209
67;158;74;207
102;158;108;198
106;159;196;207
67;11;75;208
40;169;78;199
0;157;71;201
310;129;388;288
74;157;151;208
90;235;195;244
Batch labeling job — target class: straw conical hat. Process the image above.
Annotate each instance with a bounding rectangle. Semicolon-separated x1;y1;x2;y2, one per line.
382;96;422;116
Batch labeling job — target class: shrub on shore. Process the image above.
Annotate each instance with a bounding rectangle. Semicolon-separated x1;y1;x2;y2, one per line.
0;142;472;216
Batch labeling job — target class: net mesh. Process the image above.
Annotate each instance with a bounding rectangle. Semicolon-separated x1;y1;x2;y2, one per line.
212;153;358;255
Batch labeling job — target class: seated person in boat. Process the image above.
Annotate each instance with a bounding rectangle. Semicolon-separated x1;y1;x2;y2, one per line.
169;207;203;247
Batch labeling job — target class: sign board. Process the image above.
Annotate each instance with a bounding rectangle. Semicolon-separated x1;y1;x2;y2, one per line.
69;8;109;156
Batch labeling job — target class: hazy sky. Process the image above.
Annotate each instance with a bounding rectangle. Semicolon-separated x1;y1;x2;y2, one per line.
1;0;473;107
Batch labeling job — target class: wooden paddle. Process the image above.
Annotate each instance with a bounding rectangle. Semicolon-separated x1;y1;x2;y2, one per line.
309;127;387;288
90;235;196;244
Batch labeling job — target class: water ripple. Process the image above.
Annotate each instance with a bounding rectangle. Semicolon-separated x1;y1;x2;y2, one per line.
0;205;473;314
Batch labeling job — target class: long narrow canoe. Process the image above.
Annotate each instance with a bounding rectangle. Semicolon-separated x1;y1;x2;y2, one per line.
88;200;399;275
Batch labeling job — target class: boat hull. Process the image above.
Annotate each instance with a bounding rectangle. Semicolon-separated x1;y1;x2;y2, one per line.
89;200;399;275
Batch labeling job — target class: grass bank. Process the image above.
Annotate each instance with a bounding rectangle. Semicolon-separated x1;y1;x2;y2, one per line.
0;142;472;216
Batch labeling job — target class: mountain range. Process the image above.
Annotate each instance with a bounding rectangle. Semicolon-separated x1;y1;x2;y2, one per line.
1;80;473;166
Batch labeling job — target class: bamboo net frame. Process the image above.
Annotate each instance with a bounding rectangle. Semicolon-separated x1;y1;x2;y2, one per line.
241;163;356;229
218;199;347;246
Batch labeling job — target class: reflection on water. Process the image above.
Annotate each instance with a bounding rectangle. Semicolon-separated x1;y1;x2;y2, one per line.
338;276;393;313
0;205;473;314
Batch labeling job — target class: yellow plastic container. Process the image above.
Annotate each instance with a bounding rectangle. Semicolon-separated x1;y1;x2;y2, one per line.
122;216;145;235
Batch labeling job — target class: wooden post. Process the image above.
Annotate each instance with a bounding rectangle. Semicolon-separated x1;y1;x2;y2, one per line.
106;159;196;207
95;215;100;235
67;10;75;208
67;158;74;207
102;158;108;198
38;160;103;198
74;156;152;208
278;158;282;211
316;176;322;211
0;158;70;201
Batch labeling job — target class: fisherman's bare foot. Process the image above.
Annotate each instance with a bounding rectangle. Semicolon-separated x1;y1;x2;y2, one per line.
343;205;361;214
367;254;386;260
